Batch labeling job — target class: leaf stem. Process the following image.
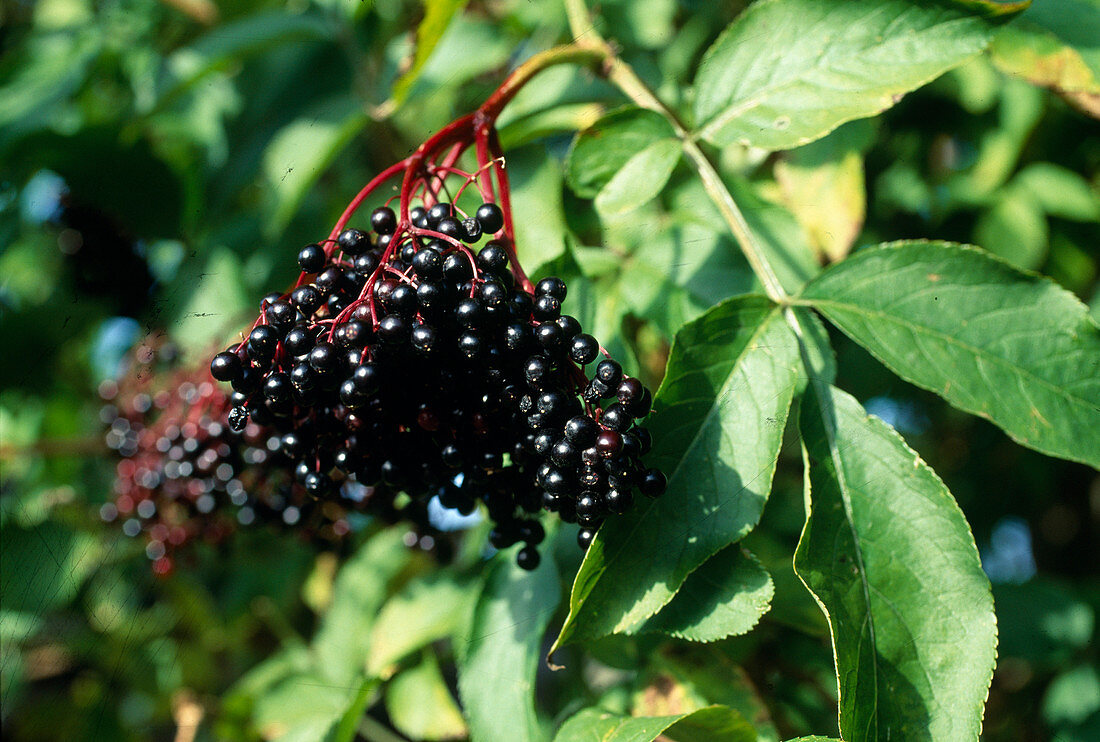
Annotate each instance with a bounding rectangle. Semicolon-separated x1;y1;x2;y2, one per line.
563;0;789;303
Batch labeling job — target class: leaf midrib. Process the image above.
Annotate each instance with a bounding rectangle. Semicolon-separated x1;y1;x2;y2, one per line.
802;298;1100;414
809;381;880;739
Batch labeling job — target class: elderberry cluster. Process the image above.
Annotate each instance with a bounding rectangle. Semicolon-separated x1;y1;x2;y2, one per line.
210;198;666;569
101;337;439;574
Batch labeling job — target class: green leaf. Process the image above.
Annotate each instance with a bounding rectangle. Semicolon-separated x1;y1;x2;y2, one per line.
510;143;569;273
618;223;755;339
0;521;101;613
391;0;471;105
366;572;475;677
553;297;801;651
312;530;414;686
1013;162;1100;221
1043;665;1100;727
322;677;381;742
262;96;368;238
693;0;1004;150
973;189;1048;269
635;546;773;642
173;248;250;354
774;120;875;262
157;11;333;111
989;0;1100;117
783;738;841;741
800;241;1100;467
594;138;682;216
552;705;756;742
567;107;678;198
795;383;997;742
385;651;467;741
252;673;376;742
458;555;560;742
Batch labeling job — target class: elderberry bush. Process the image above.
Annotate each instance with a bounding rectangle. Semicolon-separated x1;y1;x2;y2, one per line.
210;196;666;569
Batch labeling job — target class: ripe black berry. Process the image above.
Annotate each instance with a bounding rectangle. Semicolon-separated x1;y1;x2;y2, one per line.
371;207;397;235
476;203;504;234
536;276;566;300
298;244;326;273
338;228;371;256
210;352;242;382
516;545;540;570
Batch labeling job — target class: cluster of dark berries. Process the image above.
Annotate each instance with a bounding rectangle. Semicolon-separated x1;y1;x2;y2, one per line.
101;335;444;574
210;181;666;569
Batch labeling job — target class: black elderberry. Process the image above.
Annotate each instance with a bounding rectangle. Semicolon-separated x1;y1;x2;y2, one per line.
437;216;464;241
606;488;634;515
458;331;483;360
263;372;293;403
570;334;599;365
303;471;332;497
387;284;417;318
516;545;540;570
399;242;418;263
378;314;409;343
316;267;345;296
479;280;508;307
477;242;508;274
535;276;566;300
564;416;597;447
338;228;371;256
577;528;596;549
533;294;561;321
355;252;380;275
476;203;504;234
550;438;577;467
600;403;631;432
298;244;326;273
291;285;322;315
210;352;242;382
412;247;443;279
596;429;622;457
535;323;565;352
443;253;472;283
455;298;484;328
583;378;611;403
290;362;315;390
411;324;437;354
416;282;445;315
595;359;622;387
518;519;544;545
247;325;279;362
533;430;556;455
371;207;397;235
227;406;249;432
261;291;282;309
504;323;530;353
426;202;452;227
309;342;340;372
640;468;667;497
462;218;482;243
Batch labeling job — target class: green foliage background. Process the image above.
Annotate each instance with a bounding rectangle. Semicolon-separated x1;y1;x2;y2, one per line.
1;0;1097;740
